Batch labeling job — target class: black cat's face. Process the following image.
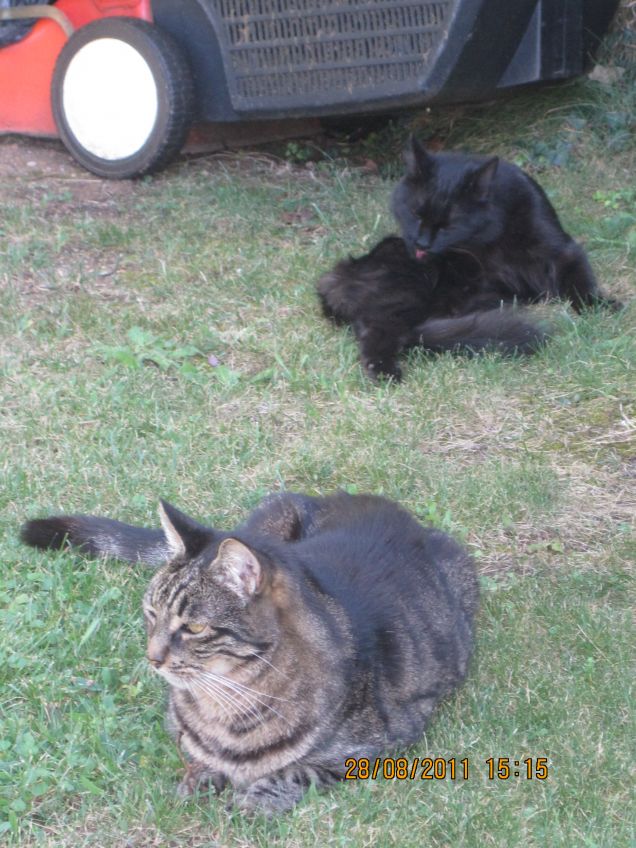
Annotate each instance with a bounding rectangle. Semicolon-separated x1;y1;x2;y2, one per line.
391;139;503;261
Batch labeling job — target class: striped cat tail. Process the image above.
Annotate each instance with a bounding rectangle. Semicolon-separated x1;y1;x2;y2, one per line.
20;514;172;566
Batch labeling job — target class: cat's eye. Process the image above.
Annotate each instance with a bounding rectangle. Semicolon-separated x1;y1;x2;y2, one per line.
183;622;207;635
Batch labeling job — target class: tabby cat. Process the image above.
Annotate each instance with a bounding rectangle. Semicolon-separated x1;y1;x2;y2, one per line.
318;136;620;380
22;491;478;815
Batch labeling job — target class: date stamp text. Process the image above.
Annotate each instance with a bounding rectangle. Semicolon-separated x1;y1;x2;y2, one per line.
344;756;549;781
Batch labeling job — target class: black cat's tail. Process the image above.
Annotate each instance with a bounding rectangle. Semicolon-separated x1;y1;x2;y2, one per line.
21;514;171;566
410;307;549;356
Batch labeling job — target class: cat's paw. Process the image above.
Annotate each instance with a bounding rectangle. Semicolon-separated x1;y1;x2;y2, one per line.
176;765;227;800
228;777;305;817
576;294;624;313
363;359;403;383
176;775;196;800
598;296;624;313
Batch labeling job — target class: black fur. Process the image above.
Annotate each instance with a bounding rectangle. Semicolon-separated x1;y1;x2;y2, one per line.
318;138;621;380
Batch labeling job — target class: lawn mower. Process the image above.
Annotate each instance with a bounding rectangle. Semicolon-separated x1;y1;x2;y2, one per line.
0;0;620;178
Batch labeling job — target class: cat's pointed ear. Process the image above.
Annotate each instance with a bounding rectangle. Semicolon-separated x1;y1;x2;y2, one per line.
469;157;499;200
158;500;214;560
209;538;262;603
404;135;435;179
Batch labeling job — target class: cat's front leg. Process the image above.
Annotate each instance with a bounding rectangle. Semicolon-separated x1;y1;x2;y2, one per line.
557;243;623;312
354;320;403;381
230;764;339;816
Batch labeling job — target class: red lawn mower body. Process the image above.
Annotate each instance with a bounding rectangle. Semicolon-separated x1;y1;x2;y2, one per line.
0;1;151;136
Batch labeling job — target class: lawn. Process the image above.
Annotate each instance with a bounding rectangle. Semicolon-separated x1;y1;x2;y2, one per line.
1;37;634;848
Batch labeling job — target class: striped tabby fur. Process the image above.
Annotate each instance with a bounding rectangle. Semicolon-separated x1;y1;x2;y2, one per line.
22;491;478;814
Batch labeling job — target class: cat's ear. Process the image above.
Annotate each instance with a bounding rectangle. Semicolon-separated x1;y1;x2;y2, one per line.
467;157;499;200
158;500;214;560
209;538;262;602
404;135;435;180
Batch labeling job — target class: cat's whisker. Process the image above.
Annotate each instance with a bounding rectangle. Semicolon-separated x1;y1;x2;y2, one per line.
201;671;289;723
199;674;268;724
223;688;287;724
212;674;291;703
190;678;234;720
193;676;262;723
195;684;260;728
196;684;248;722
245;650;291;680
200;668;285;701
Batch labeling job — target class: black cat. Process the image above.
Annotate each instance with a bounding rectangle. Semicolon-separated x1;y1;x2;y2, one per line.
318;137;620;380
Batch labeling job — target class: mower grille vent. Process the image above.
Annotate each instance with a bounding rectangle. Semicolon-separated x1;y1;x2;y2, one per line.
210;0;456;111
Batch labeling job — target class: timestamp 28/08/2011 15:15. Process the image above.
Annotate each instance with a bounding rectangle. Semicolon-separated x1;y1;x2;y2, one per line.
344;757;550;781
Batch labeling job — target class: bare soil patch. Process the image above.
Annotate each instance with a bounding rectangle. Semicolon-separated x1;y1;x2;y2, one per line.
0;136;136;206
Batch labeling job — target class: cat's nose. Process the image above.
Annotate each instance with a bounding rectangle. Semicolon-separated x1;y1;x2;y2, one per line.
147;637;169;668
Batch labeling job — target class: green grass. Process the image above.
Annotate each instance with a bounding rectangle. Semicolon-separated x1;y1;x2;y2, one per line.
1;65;635;847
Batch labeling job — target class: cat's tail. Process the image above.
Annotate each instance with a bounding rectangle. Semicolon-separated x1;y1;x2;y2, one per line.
410;307;549;355
20;514;171;566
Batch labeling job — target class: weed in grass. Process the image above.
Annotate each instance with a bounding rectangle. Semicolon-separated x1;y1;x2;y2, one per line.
93;325;207;380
